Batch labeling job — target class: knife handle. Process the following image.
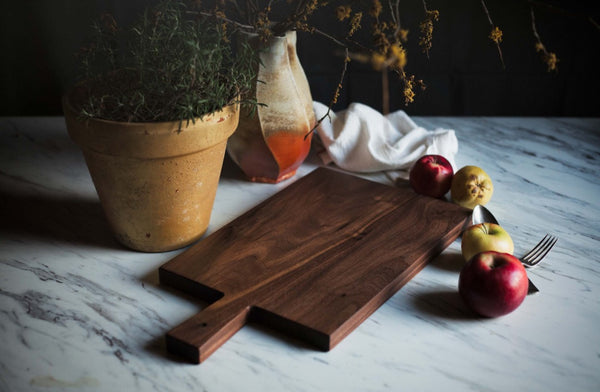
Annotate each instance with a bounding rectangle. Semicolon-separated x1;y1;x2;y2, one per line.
527;278;539;295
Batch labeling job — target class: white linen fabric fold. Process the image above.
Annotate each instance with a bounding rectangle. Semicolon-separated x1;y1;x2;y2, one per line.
313;101;459;174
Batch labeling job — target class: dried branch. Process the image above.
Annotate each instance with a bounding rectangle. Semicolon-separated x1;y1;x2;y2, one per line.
306;47;350;139
589;16;600;32
528;0;599;29
191;10;254;31
480;0;505;69
419;0;439;58
382;66;389;115
309;26;348;48
530;6;559;72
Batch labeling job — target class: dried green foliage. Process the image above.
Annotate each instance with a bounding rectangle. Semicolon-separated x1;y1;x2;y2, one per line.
75;0;258;123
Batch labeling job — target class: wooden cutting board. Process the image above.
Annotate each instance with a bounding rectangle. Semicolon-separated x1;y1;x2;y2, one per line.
159;167;470;363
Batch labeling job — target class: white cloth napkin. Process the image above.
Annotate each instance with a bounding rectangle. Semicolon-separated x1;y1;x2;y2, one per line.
313;101;458;175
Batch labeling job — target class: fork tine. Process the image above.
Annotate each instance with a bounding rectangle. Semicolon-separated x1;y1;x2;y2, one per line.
528;235;557;262
520;234;551;262
522;235;558;266
532;235;558;265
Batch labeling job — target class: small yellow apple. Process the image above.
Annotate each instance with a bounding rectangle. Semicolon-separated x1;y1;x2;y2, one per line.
461;223;514;262
451;165;493;209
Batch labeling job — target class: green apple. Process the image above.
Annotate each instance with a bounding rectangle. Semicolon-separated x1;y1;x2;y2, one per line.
461;223;514;262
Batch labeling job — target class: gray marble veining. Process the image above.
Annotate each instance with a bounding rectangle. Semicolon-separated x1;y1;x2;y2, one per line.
1;116;599;392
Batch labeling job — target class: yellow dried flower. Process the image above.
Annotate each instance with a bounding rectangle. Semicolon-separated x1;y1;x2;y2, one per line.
348;12;363;37
544;52;559;72
347;51;370;63
534;40;558;72
428;10;440;22
336;5;352;21
397;28;409;43
371;53;386;71
213;10;229;41
255;11;272;42
295;21;314;33
389;44;407;69
370;0;383;18
419;10;439;55
404;80;415;104
535;42;545;52
489;26;503;44
400;75;423;105
372;23;390;52
304;0;319;18
332;84;341;104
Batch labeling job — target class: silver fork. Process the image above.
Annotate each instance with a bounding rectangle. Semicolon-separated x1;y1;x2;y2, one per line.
521;235;557;294
520;234;558;268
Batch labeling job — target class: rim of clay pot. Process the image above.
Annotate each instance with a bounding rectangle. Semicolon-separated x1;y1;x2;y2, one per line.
62;88;240;159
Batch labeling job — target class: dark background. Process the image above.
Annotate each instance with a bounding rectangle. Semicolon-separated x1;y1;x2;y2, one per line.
2;0;599;117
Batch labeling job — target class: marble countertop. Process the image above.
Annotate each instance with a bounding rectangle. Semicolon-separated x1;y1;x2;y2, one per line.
1;116;599;392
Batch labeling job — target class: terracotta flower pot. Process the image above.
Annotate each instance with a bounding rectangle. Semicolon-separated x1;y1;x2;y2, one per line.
63;93;239;252
227;31;316;183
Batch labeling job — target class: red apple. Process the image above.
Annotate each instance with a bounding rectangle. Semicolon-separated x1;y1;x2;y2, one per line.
458;251;528;318
409;154;454;198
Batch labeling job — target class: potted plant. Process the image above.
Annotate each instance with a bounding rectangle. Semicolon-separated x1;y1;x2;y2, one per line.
63;0;257;252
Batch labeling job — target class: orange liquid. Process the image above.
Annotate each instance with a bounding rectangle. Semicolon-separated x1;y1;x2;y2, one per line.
265;131;312;180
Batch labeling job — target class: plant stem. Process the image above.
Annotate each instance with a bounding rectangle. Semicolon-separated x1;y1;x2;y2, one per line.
306;47;350;138
480;0;505;69
382;67;389;115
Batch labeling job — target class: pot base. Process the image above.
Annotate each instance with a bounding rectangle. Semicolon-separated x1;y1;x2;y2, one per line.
246;169;298;184
114;228;208;253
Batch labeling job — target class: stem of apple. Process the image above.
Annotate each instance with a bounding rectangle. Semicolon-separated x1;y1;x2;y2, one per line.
480;222;489;235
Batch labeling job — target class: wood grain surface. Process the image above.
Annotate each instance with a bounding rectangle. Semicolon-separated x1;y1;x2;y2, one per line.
159;167;471;363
